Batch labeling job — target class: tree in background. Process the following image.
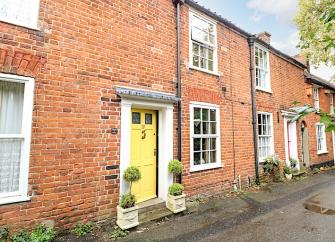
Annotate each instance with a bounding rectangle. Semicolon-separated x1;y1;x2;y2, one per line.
295;0;335;66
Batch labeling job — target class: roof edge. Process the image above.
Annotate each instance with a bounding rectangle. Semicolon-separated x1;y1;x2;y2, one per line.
305;71;335;91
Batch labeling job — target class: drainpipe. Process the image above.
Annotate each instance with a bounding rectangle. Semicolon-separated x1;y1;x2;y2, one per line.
173;0;184;183
248;35;260;185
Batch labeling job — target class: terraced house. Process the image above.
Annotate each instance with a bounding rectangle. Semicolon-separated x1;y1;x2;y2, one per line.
0;0;334;229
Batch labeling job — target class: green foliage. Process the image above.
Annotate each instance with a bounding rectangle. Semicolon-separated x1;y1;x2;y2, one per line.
11;230;30;242
292;168;299;174
284;165;292;175
262;156;281;174
295;0;335;66
168;159;182;175
120;193;136;209
29;224;56;242
168;183;184;196
0;226;9;242
72;222;93;237
123;166;141;183
289;158;298;168
110;226;128;241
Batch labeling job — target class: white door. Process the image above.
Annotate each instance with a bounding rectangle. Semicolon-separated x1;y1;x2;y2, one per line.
284;118;299;169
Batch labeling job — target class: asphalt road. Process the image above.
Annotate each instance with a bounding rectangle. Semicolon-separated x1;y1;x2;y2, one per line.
124;170;335;242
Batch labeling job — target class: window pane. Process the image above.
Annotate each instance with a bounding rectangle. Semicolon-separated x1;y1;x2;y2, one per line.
202;138;210;151
194;138;201;151
202;108;209;121
210;109;216;121
193;55;199;67
202;151;210;164
192;43;199;54
145;113;152;124
202;122;210;134
132;112;140;124
0;139;21;193
210;151;216;163
209;34;215;45
194;120;201;134
210;122;216;134
200;57;206;69
194;107;201;120
0;81;24;134
210;138;216;150
194;152;201;165
208;49;214;60
208;60;213;71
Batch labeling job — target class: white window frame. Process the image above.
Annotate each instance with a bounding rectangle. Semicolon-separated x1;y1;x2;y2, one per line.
330;93;334;114
0;73;34;205
257;112;274;162
316;123;327;154
189;10;218;76
0;0;40;29
313;86;319;111
254;44;271;93
190;102;221;172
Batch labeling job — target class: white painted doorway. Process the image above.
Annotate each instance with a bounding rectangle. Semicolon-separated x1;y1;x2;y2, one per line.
283;113;300;170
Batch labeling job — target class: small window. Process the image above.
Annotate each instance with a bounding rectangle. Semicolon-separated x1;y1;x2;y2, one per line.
190;103;221;172
313;87;319;111
257;112;274;161
189;11;217;73
145;113;152;124
0;74;34;204
330;93;333;114
316;123;327;154
255;45;271;92
0;0;40;29
132;112;140;124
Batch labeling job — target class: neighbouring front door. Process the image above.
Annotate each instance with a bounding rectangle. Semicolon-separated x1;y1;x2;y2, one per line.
130;109;157;203
286;119;299;169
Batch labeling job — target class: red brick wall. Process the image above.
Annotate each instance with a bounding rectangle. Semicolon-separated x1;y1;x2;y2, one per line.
0;0;178;230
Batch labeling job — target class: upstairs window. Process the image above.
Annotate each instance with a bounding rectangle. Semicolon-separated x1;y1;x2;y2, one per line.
255;45;271;92
316;123;327;154
313;87;319;111
0;0;40;29
257;112;274;161
189;11;217;73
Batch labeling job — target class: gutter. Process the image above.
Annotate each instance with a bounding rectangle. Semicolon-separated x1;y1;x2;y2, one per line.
173;0;184;183
248;35;260;185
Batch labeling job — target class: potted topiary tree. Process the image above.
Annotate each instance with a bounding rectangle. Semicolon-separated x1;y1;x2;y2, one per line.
116;166;141;230
166;159;186;213
263;155;282;182
283;165;292;180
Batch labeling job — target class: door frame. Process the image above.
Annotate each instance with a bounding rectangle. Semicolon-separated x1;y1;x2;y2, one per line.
282;112;300;169
119;98;173;201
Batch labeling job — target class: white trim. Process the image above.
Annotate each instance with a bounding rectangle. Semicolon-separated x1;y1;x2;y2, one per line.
0;195;30;205
254;44;271;92
189;102;221;172
316;123;327;154
313;86;320;111
330;93;334;114
257;111;274;163
0;73;34;205
119;98;174;202
188;10;218;74
282;114;300;169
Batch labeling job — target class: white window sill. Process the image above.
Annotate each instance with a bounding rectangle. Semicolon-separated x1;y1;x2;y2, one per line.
189;66;220;77
0;20;39;31
256;87;272;94
317;150;328;155
190;163;222;173
0;195;30;206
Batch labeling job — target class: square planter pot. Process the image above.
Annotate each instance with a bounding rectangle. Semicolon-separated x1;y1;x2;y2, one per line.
166;193;186;214
116;205;139;230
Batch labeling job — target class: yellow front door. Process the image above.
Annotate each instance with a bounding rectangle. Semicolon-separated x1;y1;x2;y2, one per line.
130;109;157;203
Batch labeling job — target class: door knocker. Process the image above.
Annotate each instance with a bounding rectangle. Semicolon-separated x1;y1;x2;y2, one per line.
141;129;146;139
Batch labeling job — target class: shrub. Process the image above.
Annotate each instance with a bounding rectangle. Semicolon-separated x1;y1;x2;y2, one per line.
0;226;9;242
29;224;56;242
110;226;129;241
123;166;141;193
290;158;298;168
283;165;292;175
168;159;182;176
313;167;321;174
262;156;280;174
72;222;93;237
168;183;184;196
11;230;30;242
120;193;136;209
